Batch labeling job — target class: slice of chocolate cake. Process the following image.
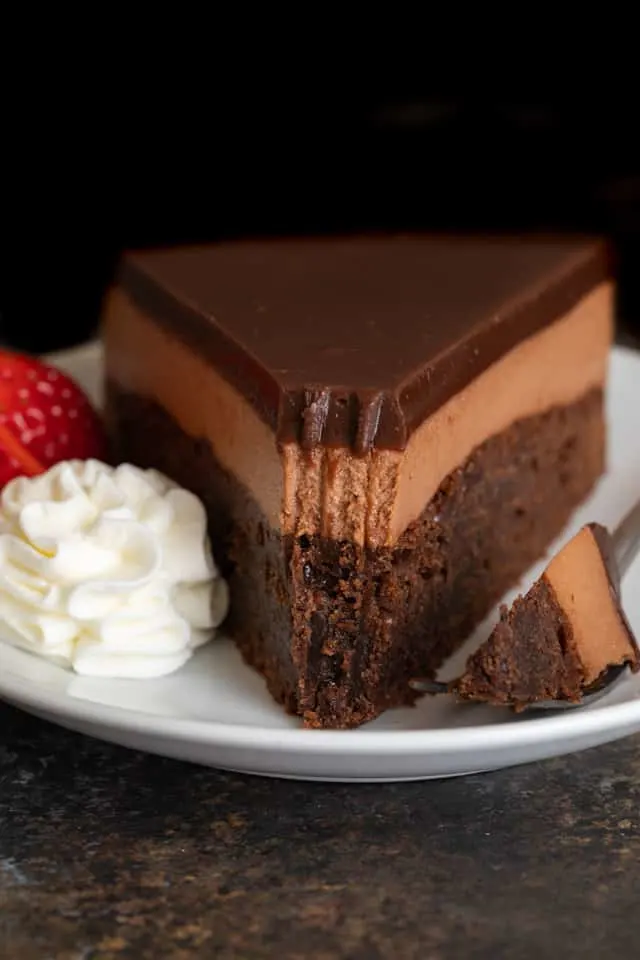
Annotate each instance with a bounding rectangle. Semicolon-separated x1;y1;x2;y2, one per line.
452;524;640;708
102;235;613;728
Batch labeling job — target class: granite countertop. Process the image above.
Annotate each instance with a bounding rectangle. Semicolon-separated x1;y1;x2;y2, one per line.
2;702;640;960
2;330;640;960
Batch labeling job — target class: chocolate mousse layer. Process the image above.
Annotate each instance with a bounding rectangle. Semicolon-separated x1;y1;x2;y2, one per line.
103;235;613;727
453;525;639;708
104;278;611;548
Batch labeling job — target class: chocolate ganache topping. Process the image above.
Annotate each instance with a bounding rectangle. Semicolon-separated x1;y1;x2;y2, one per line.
120;234;611;454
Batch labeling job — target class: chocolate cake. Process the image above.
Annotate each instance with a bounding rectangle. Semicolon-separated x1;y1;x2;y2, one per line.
452;524;639;708
102;235;613;728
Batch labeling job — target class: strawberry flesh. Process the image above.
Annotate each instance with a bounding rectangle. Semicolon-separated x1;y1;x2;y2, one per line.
0;350;106;488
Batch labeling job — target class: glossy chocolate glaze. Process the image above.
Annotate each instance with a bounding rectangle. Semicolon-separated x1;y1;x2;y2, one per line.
119;234;611;452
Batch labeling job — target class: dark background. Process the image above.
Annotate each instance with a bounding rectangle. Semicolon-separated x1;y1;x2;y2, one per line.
5;93;640;353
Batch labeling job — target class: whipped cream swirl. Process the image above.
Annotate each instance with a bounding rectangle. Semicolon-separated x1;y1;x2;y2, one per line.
0;460;228;677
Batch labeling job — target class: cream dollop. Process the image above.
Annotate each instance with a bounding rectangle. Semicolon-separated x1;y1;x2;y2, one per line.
0;460;228;678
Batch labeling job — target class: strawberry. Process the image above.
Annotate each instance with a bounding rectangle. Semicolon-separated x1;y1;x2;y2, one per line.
0;350;107;489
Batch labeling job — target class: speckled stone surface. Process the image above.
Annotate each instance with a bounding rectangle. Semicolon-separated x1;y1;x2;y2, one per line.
1;703;640;959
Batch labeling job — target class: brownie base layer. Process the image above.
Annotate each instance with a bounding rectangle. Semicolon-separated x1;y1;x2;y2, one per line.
106;383;605;729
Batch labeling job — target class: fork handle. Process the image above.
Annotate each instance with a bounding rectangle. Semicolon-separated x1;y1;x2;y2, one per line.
612;496;640;579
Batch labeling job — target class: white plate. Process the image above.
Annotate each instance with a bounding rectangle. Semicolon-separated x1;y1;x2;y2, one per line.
1;345;640;782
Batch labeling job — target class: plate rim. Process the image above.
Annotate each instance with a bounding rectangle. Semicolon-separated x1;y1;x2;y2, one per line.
1;342;640;761
2;650;640;756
